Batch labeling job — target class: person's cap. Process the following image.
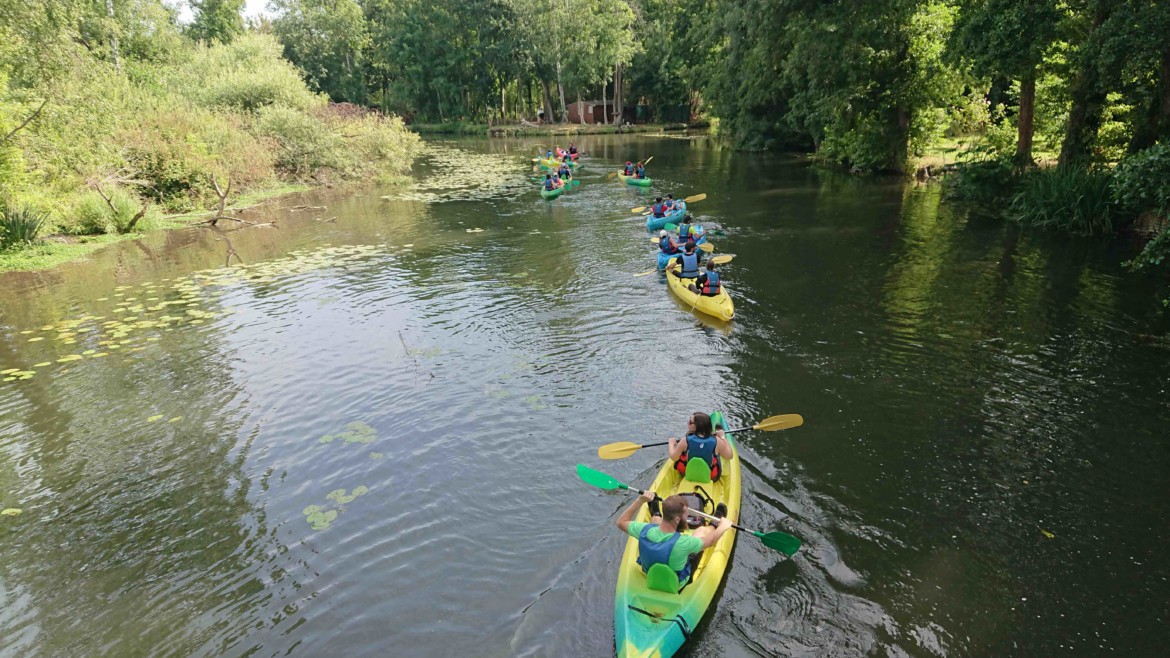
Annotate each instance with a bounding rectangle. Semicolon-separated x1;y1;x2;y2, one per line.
660;230;667;237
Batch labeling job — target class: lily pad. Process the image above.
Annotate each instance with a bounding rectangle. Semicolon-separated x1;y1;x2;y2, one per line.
306;509;338;530
32;362;51;368
1;508;22;517
319;421;376;444
147;414;164;422
0;369;17;375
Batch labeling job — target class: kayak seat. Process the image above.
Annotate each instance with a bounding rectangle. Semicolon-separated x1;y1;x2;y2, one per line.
684;458;712;483
645;563;682;594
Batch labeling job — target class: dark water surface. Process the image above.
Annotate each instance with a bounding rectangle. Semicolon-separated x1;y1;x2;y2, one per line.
2;135;1169;658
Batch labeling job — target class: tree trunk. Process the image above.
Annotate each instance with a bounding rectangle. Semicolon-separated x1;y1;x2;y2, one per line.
1014;69;1037;166
540;79;554;124
602;81;608;124
501;80;507;122
1129;46;1170;152
613;64;622;125
577;92;585;125
556;60;567;121
1058;8;1110;168
106;0;121;74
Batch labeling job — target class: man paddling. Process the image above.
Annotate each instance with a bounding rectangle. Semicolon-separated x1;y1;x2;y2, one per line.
616;490;731;589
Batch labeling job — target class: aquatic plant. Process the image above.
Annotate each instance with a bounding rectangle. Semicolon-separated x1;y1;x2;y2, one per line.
0;203;46;248
1007;165;1117;235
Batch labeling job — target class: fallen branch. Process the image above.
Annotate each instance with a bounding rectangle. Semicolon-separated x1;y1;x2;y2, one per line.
0;97;49;145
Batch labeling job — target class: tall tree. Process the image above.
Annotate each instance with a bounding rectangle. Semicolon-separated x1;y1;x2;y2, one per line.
187;0;245;44
949;0;1061;166
272;0;368;103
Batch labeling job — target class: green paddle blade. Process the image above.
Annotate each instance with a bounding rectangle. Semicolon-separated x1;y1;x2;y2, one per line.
755;530;801;556
752;414;804;432
664;223;677;231
576;464;629;491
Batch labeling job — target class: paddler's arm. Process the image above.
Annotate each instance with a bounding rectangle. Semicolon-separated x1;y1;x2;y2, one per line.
698;517;733;550
616;490;655;533
667;436;685;461
714;428;732;459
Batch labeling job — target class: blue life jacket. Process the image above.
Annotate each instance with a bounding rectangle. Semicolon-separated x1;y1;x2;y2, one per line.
636;166;645;178
636;524;691;582
679;252;700;278
624;164;634;175
653;203;665;217
543;179;554;190
685;432;718;466
702;271;721;295
660;236;678;255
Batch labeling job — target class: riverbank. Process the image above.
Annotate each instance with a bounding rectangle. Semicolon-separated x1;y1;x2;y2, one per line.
410;122;695;136
0;183;309;273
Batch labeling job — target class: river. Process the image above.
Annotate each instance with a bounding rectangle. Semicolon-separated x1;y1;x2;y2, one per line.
1;135;1168;657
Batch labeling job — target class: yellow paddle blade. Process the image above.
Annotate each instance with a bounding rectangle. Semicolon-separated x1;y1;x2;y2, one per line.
642;211;652;216
710;254;733;265
752;414;804;431
698;242;714;253
683;193;707;203
608;171;618;179
631;206;647;214
644;156;654;165
598;441;644;459
649;237;659;244
633;268;657;277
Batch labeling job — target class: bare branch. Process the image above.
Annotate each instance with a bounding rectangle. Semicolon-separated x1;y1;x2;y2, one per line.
0;98;49;145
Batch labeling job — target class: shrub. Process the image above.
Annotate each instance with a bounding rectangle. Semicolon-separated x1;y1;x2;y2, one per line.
171;34;322;112
0;202;47;248
1007;165;1117;235
1112;143;1170;220
118;106;276;210
255;106;343;178
67;187;159;235
944;158;1018;205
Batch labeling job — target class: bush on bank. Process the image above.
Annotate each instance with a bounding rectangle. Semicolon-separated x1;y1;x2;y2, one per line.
0;33;419;244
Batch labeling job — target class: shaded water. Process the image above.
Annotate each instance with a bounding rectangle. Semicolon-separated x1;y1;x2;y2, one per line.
2;135;1169;657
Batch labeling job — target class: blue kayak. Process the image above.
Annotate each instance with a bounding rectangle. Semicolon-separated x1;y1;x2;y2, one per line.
645;202;687;231
655;234;707;269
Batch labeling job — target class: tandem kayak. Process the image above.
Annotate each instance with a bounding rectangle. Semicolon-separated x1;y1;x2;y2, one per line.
664;258;735;321
618;172;653;187
556;148;580;160
645;202;687;232
535;157;578;170
541;185;565;199
614;410;741;658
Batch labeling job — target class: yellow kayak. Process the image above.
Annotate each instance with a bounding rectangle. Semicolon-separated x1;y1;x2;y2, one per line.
615;411;741;658
664;259;735;321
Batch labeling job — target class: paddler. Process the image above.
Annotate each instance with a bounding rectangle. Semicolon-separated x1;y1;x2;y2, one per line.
658;229;680;257
616;490;731;589
552;173;564;189
635;161;646;179
651;197;666;218
664;193;676;210
669;412;732;481
688;261;723;297
669;241;702;279
623;161;634;176
542;174;555;191
557;162;572;180
568;143;578;156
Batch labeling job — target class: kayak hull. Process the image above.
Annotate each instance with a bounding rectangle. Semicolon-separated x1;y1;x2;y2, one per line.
645;202;687;232
664;258;735;321
614;411;740;658
535;157;577;170
556;148;580;160
618;172;653;187
541;186;565;199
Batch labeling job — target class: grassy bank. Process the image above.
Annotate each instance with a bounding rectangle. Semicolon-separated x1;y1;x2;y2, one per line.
410;122;693;136
0;182;310;273
2;32;419;274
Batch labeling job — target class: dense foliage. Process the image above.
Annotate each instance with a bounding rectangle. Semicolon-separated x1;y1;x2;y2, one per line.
0;1;419;245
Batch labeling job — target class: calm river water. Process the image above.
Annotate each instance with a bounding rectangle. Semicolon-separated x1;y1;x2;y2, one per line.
1;135;1169;658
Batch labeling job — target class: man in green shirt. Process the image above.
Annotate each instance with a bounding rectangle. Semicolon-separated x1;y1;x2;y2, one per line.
616;490;731;586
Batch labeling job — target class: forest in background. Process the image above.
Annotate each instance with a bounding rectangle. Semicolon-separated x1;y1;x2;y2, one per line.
2;0;1169;292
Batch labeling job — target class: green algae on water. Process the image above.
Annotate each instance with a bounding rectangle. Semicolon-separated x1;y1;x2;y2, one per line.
319;420;376;444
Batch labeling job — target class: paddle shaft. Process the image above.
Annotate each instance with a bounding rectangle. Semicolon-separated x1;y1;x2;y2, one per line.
622;426;761;452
